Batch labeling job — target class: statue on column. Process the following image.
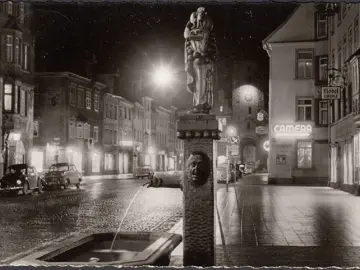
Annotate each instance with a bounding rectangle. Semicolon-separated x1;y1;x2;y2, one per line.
184;7;216;114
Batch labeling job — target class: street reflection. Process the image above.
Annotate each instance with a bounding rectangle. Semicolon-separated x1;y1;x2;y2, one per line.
217;183;360;267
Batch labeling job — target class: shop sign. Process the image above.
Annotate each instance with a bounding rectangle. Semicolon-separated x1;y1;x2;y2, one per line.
256;126;268;135
263;140;270;152
273;124;312;138
321;86;341;100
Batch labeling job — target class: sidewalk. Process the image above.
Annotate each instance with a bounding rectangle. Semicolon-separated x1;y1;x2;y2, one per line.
168;173;360;267
82;174;134;180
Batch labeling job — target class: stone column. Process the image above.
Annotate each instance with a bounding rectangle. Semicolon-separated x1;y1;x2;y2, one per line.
177;113;220;266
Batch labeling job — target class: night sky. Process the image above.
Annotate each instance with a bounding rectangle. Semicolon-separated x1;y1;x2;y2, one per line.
32;2;297;106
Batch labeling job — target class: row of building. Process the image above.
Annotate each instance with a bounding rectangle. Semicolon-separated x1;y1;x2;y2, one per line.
0;1;270;176
263;3;360;193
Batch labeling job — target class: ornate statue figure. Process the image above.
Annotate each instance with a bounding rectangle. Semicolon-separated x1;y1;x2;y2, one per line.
184;7;216;114
185;151;211;187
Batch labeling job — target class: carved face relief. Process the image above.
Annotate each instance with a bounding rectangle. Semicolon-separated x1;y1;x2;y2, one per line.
186;151;211;187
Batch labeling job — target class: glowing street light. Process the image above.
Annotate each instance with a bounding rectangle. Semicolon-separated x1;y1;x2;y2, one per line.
152;66;174;87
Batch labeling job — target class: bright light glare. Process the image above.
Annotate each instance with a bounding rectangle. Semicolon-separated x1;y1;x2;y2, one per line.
12;133;21;141
153;67;173;87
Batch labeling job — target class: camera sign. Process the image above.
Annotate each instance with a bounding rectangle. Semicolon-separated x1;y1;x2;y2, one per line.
321;86;341;100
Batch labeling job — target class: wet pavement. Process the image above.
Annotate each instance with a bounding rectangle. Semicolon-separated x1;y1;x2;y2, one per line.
172;174;360;267
220;177;360;267
0;177;183;262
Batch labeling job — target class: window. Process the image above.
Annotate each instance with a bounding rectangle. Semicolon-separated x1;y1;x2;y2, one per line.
331;49;335;69
247;121;250;130
69;121;75;138
83;123;90;139
356;16;360;51
337;43;342;69
330;15;335;35
93;126;99;142
23;44;29;70
94;93;99;111
297;99;312;121
76;123;83;138
77;89;84;108
318;56;328;81
352;60;359;96
297;141;312;168
14;87;18;113
349;26;353;56
319;100;329;125
5;35;13;62
20;89;25;116
316;13;327;38
19;2;24;24
85;91;91;110
114;106;118;120
69;86;76;106
7;1;12;15
4;84;12;111
33;120;39;137
296;50;313;79
15;38;19;64
220;105;223;112
337;4;342;25
343;34;347;61
248;107;252;114
109;105;113;119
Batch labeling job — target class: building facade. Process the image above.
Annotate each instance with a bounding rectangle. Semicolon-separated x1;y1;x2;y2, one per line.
133;101;145;170
103;93;119;174
213;89;232;165
326;3;360;193
263;4;329;185
231;61;268;170
33;72;106;174
1;2;35;176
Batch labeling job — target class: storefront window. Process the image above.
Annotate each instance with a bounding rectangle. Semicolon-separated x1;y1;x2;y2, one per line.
104;154;114;171
92;153;100;173
331;146;337;183
297;140;312;168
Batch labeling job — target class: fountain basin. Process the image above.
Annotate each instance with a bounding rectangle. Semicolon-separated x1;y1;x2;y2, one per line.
10;232;182;266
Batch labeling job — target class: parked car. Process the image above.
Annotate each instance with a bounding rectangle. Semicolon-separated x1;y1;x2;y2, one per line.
134;165;153;179
42;163;82;190
0;164;43;195
152;171;183;189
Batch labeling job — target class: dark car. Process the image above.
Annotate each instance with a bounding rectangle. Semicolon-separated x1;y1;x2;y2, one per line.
133;165;153;179
0;164;43;195
42;163;82;190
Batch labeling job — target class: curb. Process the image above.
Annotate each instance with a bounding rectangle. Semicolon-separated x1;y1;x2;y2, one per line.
82;174;135;180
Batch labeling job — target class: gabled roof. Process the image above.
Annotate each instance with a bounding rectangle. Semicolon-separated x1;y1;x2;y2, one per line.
263;4;317;45
3;17;22;32
263;5;299;43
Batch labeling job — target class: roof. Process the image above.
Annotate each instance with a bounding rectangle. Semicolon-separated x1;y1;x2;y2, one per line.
263;5;300;44
3;17;22;32
35;72;107;89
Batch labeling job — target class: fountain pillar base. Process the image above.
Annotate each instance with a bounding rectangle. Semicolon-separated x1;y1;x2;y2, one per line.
177;113;220;267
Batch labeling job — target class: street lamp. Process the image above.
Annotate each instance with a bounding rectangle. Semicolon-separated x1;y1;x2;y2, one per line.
152;65;174;87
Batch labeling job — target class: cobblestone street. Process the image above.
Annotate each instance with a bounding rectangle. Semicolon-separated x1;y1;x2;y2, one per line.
0;177;182;263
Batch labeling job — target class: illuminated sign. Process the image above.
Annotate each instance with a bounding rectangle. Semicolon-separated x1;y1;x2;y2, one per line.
257;112;264;121
263;140;270;152
273;124;312;138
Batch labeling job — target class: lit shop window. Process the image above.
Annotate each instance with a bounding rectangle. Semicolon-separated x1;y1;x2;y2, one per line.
297;141;312;169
